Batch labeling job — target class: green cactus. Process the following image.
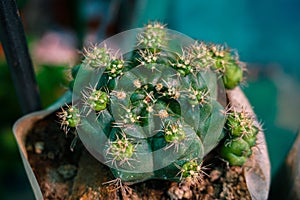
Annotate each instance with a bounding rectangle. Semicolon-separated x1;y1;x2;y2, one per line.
82;88;109;112
57;105;80;133
82;45;111;69
220;109;259;166
106;132;135;166
137;22;167;51
58;22;256;184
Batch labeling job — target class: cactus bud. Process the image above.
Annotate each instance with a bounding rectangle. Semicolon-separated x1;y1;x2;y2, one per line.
83;88;109;112
83;45;111;68
164;122;186;143
109;137;134;162
106;58;125;78
57;105;81;133
222;62;243;89
137;22;167;50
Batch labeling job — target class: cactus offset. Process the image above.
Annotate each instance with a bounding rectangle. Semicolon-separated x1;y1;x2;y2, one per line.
58;22;256;184
220;109;259;166
57;105;80;133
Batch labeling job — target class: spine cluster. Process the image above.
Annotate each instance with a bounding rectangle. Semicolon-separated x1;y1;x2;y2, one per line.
57;22;256;184
220;109;259;166
57;105;81;133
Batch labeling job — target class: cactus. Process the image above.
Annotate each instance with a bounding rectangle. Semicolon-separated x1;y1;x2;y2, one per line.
57;105;81;133
220;109;259;166
58;22;257;184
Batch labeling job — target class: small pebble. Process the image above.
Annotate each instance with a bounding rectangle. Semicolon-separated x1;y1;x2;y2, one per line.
174;188;184;199
57;164;77;179
207;185;214;196
34;142;44;154
26;144;33;152
47;152;55;160
183;189;193;199
210;170;222;182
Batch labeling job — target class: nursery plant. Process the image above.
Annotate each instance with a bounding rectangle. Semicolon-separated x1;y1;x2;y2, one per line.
57;22;259;184
11;21;270;200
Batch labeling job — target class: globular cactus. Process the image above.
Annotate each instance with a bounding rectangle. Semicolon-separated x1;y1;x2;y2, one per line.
57;105;80;133
58;22;256;184
220;109;259;166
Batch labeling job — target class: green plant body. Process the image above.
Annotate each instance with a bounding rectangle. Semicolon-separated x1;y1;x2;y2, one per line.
220;109;259;166
58;22;256;184
58;105;81;133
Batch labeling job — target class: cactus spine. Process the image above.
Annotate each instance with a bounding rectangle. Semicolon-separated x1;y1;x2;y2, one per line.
58;22;257;184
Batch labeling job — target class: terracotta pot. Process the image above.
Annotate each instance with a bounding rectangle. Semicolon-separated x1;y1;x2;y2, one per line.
13;88;271;199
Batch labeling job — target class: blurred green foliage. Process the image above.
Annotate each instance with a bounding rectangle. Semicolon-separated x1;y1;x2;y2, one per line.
36;65;70;108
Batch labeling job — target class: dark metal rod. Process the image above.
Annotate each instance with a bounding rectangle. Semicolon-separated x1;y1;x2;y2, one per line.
0;0;41;114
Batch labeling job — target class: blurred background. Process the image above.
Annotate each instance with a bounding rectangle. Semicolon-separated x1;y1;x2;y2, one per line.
0;0;299;199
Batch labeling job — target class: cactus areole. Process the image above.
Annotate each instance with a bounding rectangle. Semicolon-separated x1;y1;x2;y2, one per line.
58;22;257;183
